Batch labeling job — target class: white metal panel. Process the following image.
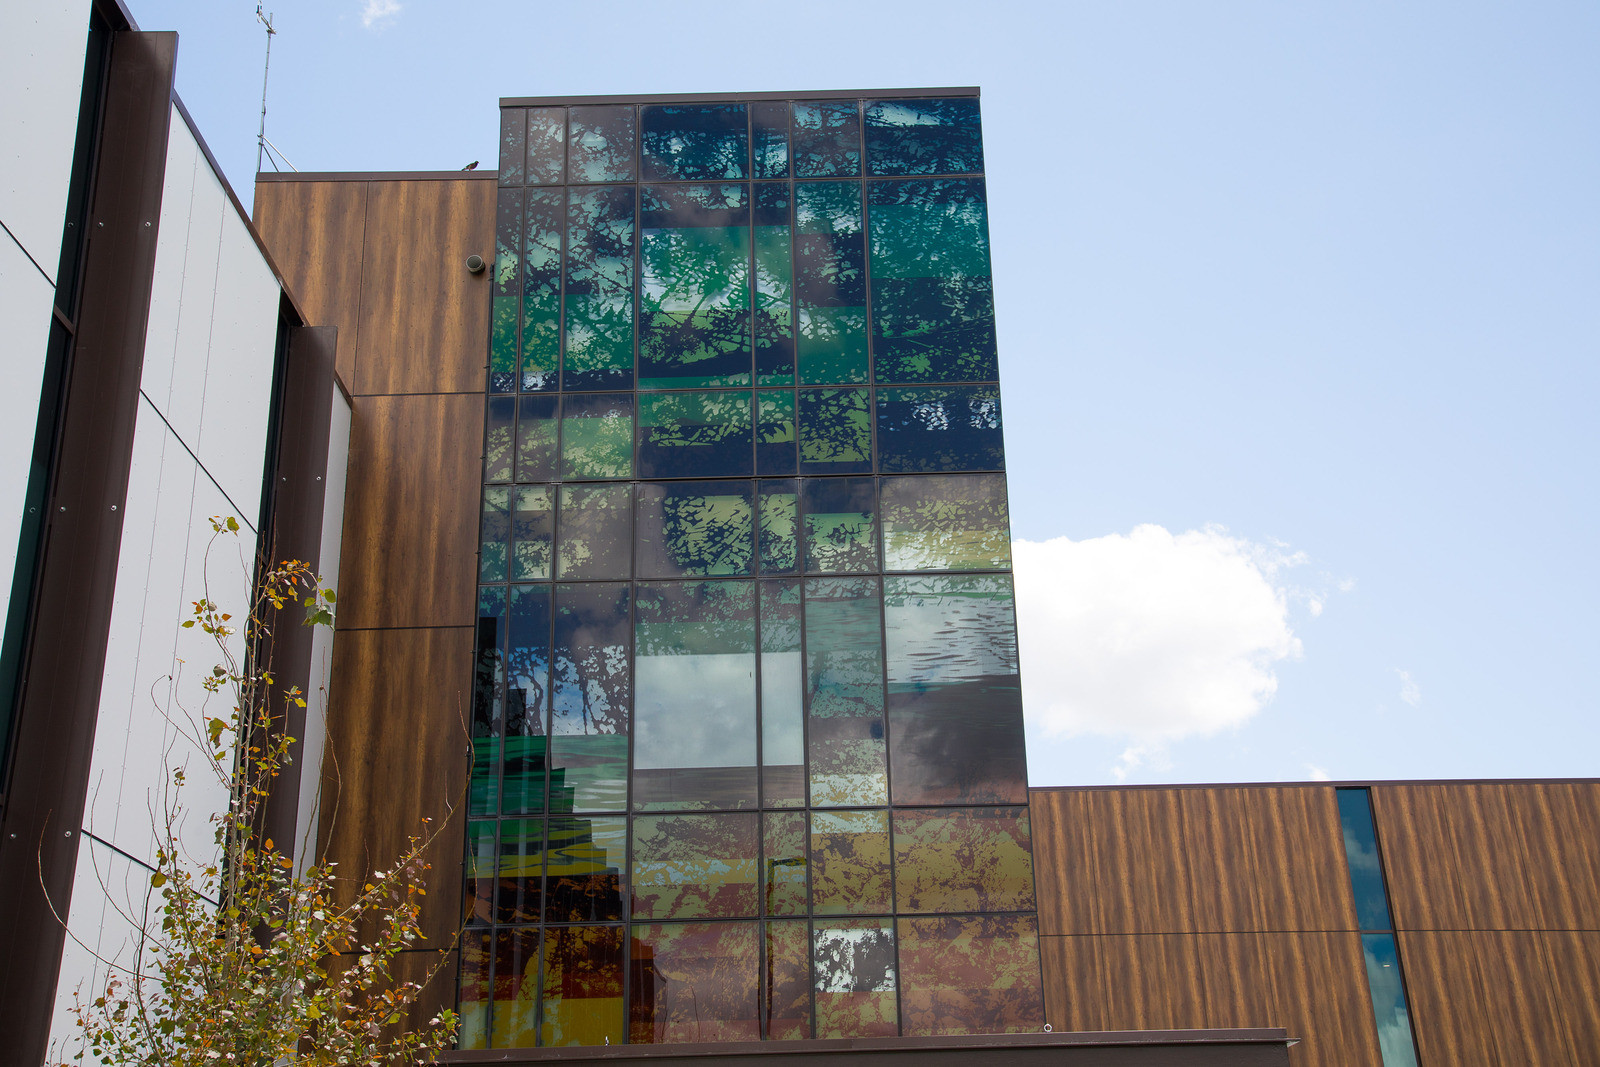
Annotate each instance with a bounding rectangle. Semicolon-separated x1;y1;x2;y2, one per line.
0;234;54;631
140;110;209;439
0;0;88;285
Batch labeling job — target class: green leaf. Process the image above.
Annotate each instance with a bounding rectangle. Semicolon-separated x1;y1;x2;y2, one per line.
150;872;167;888
226;516;240;532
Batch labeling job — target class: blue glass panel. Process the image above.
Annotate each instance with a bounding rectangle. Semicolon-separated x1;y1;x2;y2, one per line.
760;580;805;807
553;583;630;737
1338;788;1394;931
568;105;636;183
751;102;790;179
641;104;748;181
798;388;872;475
754;182;794;385
1362;933;1421;1067
636;480;755;578
525;106;566;185
883;575;1027;805
758;480;799;575
757;389;797;475
804;576;886;807
865;98;984;176
802;477;877;574
639;184;750;389
564;187;635;391
521;188;563;391
637;390;754;478
792;101;860;178
491;189;521;393
794;182;866;385
633;580;758;811
876;385;1003;472
498;108;525;186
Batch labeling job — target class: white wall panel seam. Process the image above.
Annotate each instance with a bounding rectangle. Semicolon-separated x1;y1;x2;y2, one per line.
136;388;259;534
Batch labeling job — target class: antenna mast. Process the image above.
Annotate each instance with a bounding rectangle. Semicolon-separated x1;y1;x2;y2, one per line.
255;5;276;174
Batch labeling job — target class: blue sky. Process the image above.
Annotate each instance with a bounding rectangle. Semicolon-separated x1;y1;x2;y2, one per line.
137;0;1599;787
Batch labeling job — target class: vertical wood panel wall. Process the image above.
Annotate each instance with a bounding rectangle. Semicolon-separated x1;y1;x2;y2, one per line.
253;173;495;1017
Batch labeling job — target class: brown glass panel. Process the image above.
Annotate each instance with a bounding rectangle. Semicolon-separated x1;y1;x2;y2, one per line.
763;811;809;916
897;914;1043;1035
629;922;761;1044
541;925;626;1047
459;928;492;1049
814;919;898;1038
631;814;760;920
544;816;627;924
764;920;813;1039
892;807;1035;914
811;810;892;915
492;926;541;1048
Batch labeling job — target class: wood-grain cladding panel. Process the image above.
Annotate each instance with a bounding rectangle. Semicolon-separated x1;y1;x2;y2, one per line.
355;180;494;396
252;180;368;386
1372;782;1600;932
336;392;482;630
322;625;473;948
1030;787;1356;936
1040;932;1377;1067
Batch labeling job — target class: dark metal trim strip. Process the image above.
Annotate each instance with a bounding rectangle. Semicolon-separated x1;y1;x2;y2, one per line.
256;170;500;183
498;87;982;107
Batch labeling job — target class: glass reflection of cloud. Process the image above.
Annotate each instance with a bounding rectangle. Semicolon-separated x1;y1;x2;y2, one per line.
634;653;757;770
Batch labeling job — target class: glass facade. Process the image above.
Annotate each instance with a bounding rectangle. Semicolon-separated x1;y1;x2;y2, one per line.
464;92;1040;1048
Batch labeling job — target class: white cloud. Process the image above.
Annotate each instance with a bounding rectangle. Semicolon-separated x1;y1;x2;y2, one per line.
1013;525;1304;747
360;0;400;28
1306;763;1333;781
1396;669;1421;707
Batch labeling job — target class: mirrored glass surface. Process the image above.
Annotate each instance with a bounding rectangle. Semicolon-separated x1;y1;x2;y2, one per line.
516;394;559;482
813;919;897;1038
568;105;637;183
549;735;628;813
633;580;758;811
637;390;754;478
636;480;754;578
892;807;1034;913
763;810;808;915
544;815;627;923
498;107;526;186
751;103;790;179
764;920;812;1039
631;813;759;919
475;585;507;737
503;734;548;816
803;476;877;574
754;183;794;385
496;817;545;923
641;104;749;181
760;579;805;807
897;914;1042;1036
552;583;631;737
810;809;891;915
880;473;1010;571
792;102;861;178
799;388;872;474
511;487;553;581
1338;788;1394;931
458;928;491;1048
486;396;514;482
1362;932;1421;1067
491;926;540;1047
541;924;626;1046
805;577;887;807
564;188;635;390
639;184;750;389
865;98;984;177
757;482;799;576
521;188;564;390
491;189;521;393
557;484;631;579
559;392;633;480
876;385;1003;472
526;106;566;185
756;390;797;475
505;585;552;812
481;487;510;582
794;182;866;384
629;922;760;1044
465;820;497;926
470;738;499;818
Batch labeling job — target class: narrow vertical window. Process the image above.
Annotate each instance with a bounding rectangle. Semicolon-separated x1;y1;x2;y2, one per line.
1336;788;1420;1067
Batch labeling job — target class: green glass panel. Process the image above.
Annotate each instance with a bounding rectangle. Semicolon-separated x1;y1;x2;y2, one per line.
557;484;631;580
879;473;1010;571
876;385;1003;472
640;104;748;181
515;394;559;482
628;922;760;1044
798;388;871;474
897;915;1042;1036
511;486;553;581
464;820;496;926
480;486;510;582
458;928;491;1049
763;810;808;916
521;188;563;390
549;735;629;813
805;576;886;807
813;919;897;1038
495;817;544;923
794;181;865;384
751;102;790;180
553;583;630;738
568;105;636;183
485;396;514;482
810;809;891;915
792;101;861;178
760;579;804;807
633;580;758;811
491;926;539;1048
490;188;521;393
802;477;877;574
502;734;548;816
526;106;566;185
636;480;754;579
639;184;750;389
498;108;525;186
865;97;984;177
754;182;794;384
756;389;796;474
543;815;627;923
558;393;633;480
637;390;753;478
757;481;798;576
869;178;995;384
564;187;634;390
892;807;1035;913
764;920;813;1039
631;813;760;920
469;736;499;817
540;924;626;1046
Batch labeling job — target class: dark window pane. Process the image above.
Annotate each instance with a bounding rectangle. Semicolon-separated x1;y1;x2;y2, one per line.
557;484;632;580
480;486;510;581
541;924;626;1046
633;580;758;811
756;389;797;475
811;809;891;915
897;914;1042;1036
521;188;564;390
813;919;897;1038
637;390;754;478
1338;788;1394;931
544;816;627;923
876;385;1003;472
636;480;754;579
764;920;812;1039
496;817;544;923
760;579;805;806
552;583;631;737
757;481;799;576
1362;932;1421;1067
559;392;633;480
794;182;865;384
792;101;860;178
802;476;877;574
805;577;886;807
491;189;522;393
505;585;551;812
465;820;496;927
498;107;526;186
491;926;540;1047
869;179;995;384
751;103;790;179
892;807;1035;913
458;928;491;1049
515;394;559;482
754;182;794;383
763;810;808;916
511;487;553;581
639;184;751;389
884;575;1026;805
526;106;566;185
798;388;872;474
865;98;984;177
880;473;1010;571
631;813;760;919
629;921;760;1043
486;396;514;482
564;188;635;391
641;104;749;181
568;105;636;183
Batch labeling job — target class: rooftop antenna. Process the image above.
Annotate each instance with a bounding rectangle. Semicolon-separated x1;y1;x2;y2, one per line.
254;5;277;174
